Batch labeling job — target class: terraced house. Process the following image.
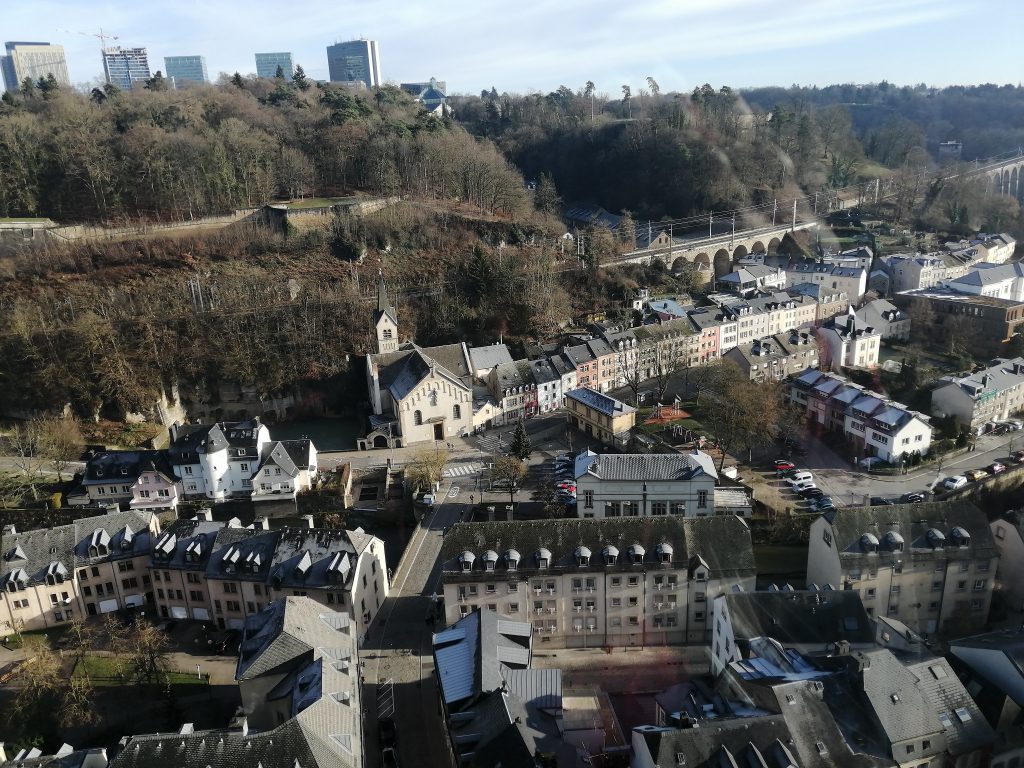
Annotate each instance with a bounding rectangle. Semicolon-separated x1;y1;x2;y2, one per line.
439;516;756;648
807;502;996;637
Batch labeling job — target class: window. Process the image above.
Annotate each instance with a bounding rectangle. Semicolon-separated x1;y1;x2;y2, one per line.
83;586;92;597
628;616;639;626
954;707;972;723
697;490;708;509
227;600;241;612
974;579;986;591
611;598;621;607
584;491;593;509
651;501;667;516
509;603;519;613
823;530;832;547
413;410;423;426
694;611;705;622
453;404;461;420
122;577;138;589
628;596;638;607
189;590;203;601
971;599;984;610
186;573;201;584
224;582;238;594
957;581;967;591
938;712;953;728
611;577;621;587
628;576;639;587
184;466;193;475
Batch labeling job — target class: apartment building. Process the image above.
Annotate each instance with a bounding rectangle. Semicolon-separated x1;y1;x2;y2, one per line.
931;357;1024;435
807;502;997;637
564;387;636;446
788;282;850;323
855;299;911;341
686;310;723;362
790;368;932;463
168;419;271;500
439;516;756;647
815;310;881;371
574;450;719;519
787;260;867;301
897;288;1024;358
69;450;178;511
723;332;818;382
712;298;769;346
0;510;159;633
746;293;818;334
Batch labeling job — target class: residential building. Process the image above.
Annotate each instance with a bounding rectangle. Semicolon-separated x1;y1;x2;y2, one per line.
573;450;720;519
788;281;850;323
823;246;874;270
787;260;867;301
254;51;293;80
326;39;381;87
944;261;1024;302
167;419;271;500
468;343;513;380
709;296;770;346
101;46;150;90
896;287;1024;358
931;357;1024;435
710;589;875;676
364;279;474;447
806;501;997;637
68;449;178;510
433;610;564;767
883;254;953;293
528;358;562;414
790;368;932;463
815;310;881;371
746;292;818;335
163;55;208;86
631;316;701;372
564;387;635;446
991;511;1024;613
0;510;158;633
690;306;738;352
856;299;911;341
249;439;318;503
563;342;599;391
1;41;69;92
951;630;1024;722
973;233;1016;264
646;297;690;321
440;515;756;647
399;77;447;114
110;597;363;768
548;354;577;406
723;331;818;382
716;265;787;297
488;360;531;425
151;517;388;637
632;717;806;768
686;309;723;362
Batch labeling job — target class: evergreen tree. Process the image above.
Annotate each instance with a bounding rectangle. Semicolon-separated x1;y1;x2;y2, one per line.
509;419;532;460
292;65;310;91
38;74;60;98
144;71;167;91
1;91;16;107
231;72;244;89
90;87;107;105
275;65;285;80
102;82;121;99
20;77;35;99
533;172;562;216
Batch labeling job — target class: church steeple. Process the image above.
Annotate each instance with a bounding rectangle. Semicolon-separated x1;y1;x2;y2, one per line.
374;272;399;354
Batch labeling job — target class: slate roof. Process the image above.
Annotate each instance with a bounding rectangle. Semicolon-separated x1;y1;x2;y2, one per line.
72;510;155;565
0;747;109;768
527;358;559;386
113;597;360;768
821;501;996;567
82;450;175;486
150;518;229;571
946;262;1024;288
788;281;848;302
469;343;514;373
205;528;280;582
441;516;755;579
935;356;1024;398
385;346;469;401
647;298;689;318
906;657;994;756
583;451;718;482
564;387;635;417
637;717;803;768
268;528;359;593
492;361;527;393
720;590;874;649
562;343;596;367
726;333;816;368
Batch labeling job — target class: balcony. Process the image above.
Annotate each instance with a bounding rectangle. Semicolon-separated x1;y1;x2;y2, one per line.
251;483;297;502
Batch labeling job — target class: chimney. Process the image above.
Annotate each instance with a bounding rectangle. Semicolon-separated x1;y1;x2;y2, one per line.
240;717;249;737
252;517;270;531
195;508;213;522
299;514;315;529
2;524;15;536
179;723;194;734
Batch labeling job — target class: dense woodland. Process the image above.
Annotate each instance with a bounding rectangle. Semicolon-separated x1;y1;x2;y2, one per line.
1;74;1023;421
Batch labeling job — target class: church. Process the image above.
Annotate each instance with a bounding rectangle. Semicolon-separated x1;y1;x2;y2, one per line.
360;276;475;449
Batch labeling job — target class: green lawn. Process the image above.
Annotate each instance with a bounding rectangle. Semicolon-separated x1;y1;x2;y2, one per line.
282;196;356;209
73;654;207;686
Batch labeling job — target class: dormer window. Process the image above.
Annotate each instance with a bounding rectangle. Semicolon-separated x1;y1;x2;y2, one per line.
459;551;476;573
575;546;591;568
536;548;551;569
629;544;645;564
482;551;498;572
860;532;879;553
657;543;673;564
603;545;619;566
505;549;520;571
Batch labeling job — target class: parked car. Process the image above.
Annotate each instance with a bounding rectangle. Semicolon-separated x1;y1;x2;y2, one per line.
988;462;1007;474
791;480;817;494
378;717;396;749
899;491;926;503
965;468;990;482
774;459;796;472
785;472;814;486
943;475;968;490
810;497;835;511
1012;450;1024;463
869;496;893;506
800;487;825;499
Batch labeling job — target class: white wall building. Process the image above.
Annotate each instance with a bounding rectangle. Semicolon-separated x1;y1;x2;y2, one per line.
931;357;1024;435
168;420;271;501
815;311;881;371
855;299;911;342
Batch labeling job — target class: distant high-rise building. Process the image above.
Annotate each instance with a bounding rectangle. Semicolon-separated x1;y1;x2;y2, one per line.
254;52;294;80
326;39;381;87
164;55;208;87
1;41;70;93
102;46;151;90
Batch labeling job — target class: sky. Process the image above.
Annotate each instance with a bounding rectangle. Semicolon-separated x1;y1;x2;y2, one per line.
2;0;1022;94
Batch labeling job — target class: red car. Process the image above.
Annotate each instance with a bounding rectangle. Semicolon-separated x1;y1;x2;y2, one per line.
774;459;796;472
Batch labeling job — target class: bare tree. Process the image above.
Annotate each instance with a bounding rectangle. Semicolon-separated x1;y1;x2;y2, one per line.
491;454;526;504
405;448;449;495
6;420;44;499
39;416;84;481
126;622;172;685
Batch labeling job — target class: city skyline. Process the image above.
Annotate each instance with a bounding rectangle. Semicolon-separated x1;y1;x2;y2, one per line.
0;0;1022;94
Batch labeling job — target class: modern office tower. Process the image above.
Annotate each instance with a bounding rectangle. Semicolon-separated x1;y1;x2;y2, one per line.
254;52;294;80
1;41;70;92
326;39;381;87
102;46;151;90
164;55;208;87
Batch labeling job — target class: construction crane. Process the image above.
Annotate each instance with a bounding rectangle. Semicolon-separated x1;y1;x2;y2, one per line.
59;28;119;83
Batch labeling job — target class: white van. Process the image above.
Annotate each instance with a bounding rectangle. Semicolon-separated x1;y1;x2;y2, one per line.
785;471;813;486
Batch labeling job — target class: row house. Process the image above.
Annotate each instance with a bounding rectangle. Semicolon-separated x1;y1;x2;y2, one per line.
788;281;850;323
786;260;867;302
528;357;562;413
746;293;817;335
0;510;159;633
882;253;953;293
440;516;756;648
686;309;724;362
488;360;533;425
632;317;702;371
943;261;1024;302
150;517;389;638
723;332;818;382
932;357;1024;435
790;368;932;462
68;450;179;512
574;450;720;519
709;296;770;346
807;501;996;637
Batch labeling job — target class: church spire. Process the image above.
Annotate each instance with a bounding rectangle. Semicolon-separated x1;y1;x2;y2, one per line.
377;271;392;314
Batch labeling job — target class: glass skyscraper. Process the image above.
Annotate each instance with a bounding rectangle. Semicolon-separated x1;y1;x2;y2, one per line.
102;46;151;90
326;39;381;87
254;52;294;80
164;55;208;87
1;41;70;93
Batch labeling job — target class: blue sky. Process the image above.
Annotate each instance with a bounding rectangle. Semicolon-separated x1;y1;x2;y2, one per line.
3;0;1022;94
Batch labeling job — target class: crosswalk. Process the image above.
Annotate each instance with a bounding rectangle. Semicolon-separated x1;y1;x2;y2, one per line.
476;434;506;454
443;463;482;478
